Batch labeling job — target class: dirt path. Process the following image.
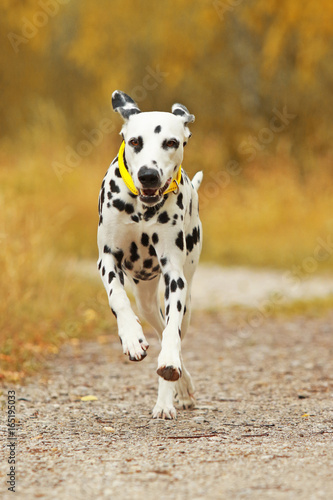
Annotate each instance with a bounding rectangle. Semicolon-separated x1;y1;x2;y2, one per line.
71;260;333;309
1;306;333;499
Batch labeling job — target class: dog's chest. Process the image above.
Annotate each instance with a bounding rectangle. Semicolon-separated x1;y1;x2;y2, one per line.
119;230;161;281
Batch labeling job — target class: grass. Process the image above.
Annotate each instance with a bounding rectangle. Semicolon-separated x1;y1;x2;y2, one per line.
198;156;333;269
1;140;333;383
0;154;114;382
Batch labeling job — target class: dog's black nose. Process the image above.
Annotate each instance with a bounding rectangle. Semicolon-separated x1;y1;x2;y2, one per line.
138;166;161;187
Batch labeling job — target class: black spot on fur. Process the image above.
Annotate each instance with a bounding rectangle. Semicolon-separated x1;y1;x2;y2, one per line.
124;259;133;271
112;249;124;267
130;242;140;262
113;199;125;211
143;206;156;221
124;203;134;214
177;278;185;289
152;233;159;244
177;300;182;312
104;245;112;254
107;191;112;200
173;108;185;117
131;215;140;223
99;187;105;214
193;226;198;245
186;234;194;253
165;286;170;301
170;280;177;293
98;260;102;270
176;193;184;210
143;258;153;269
154;125;162;134
160;257;168;267
141;233;149;247
102;266;105;276
118;270;124;286
149;245;156;257
189;199;193;216
111;308;117;318
110;179;120;193
115;167;121;178
164;273;170;286
166;304;170;317
157;211;170;224
175;231;184;251
108;271;116;284
133;278;139;285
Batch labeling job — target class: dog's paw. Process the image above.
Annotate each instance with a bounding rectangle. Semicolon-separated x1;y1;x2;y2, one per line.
174;374;195;409
120;332;149;362
157;341;181;380
175;392;195;410
156;365;182;381
152;403;177;420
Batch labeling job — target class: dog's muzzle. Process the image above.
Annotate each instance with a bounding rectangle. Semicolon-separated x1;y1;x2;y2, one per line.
138;166;171;205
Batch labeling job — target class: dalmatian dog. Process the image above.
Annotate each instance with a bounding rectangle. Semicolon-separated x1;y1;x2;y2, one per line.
97;90;203;419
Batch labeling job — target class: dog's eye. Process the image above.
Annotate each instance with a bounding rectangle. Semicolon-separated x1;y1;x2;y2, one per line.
165;139;179;148
129;138;140;147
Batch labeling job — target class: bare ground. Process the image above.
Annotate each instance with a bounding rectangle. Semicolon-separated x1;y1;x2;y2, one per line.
1;307;333;499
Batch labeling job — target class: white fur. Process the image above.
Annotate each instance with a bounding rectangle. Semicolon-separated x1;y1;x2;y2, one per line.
97;92;202;419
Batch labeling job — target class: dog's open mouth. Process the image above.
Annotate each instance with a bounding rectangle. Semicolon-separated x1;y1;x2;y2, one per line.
139;178;171;204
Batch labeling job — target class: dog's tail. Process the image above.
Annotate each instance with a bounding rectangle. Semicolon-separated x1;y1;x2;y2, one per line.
192;171;203;191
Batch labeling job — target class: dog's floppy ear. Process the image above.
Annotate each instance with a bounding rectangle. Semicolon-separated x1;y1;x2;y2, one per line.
112;90;141;121
171;103;195;125
172;103;195;140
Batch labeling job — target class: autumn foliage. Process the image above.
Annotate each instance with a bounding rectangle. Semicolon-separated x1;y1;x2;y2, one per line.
1;1;333;380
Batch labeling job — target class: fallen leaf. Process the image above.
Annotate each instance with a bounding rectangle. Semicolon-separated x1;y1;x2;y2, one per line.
103;427;115;432
301;413;309;417
81;395;98;402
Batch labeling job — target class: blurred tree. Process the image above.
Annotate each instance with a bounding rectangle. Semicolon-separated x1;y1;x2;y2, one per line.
1;0;333;171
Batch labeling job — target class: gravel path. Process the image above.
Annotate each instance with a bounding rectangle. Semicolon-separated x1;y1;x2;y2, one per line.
1;308;333;499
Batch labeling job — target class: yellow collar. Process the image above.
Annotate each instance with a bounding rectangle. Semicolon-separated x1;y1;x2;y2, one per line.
117;140;182;196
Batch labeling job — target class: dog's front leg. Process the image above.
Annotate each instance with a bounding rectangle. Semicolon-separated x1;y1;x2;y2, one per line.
98;253;149;361
153;262;186;419
156;265;187;382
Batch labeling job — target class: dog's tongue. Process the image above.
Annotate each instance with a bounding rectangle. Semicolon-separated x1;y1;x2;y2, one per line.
142;188;158;196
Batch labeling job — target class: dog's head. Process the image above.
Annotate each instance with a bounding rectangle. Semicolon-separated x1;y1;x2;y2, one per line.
112;90;195;206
